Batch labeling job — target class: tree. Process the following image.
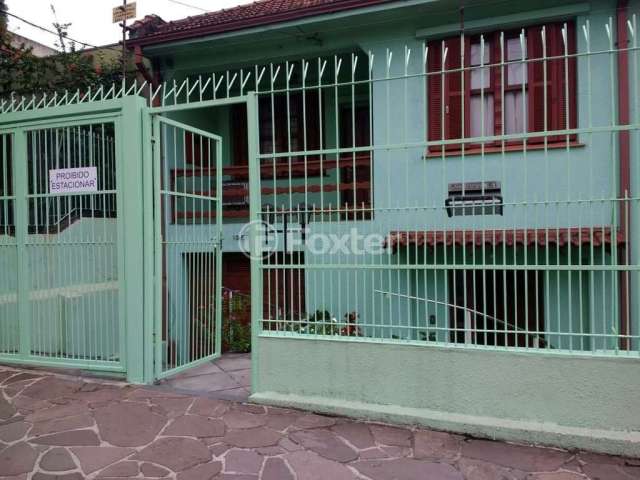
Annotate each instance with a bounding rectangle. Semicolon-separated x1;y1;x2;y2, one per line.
0;0;7;41
0;3;126;98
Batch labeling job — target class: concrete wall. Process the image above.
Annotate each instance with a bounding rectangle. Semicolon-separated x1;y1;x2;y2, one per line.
253;336;640;456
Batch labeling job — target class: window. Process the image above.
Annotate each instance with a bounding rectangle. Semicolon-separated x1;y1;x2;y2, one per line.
258;91;321;159
185;131;210;166
339;104;372;217
427;22;577;153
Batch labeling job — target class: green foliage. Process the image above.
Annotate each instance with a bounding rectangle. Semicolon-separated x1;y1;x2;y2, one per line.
224;321;251;353
0;7;124;97
223;292;251;353
283;309;341;335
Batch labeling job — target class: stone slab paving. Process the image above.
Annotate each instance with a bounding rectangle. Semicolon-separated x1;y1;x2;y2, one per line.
0;365;638;480
160;354;251;402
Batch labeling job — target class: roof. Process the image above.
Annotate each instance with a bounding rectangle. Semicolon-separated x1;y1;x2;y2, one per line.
129;0;399;46
386;228;624;251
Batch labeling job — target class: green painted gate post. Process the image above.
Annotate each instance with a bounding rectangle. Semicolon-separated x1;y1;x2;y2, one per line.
13;129;30;357
141;109;156;384
247;92;262;395
119;95;148;383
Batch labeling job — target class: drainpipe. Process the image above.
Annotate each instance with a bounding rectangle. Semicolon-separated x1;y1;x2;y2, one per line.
616;0;631;350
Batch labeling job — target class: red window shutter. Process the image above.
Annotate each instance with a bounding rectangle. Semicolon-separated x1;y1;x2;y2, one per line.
527;22;577;144
444;36;469;147
548;22;577;143
427;36;470;153
491;33;503;138
427;42;444;153
527;25;547;143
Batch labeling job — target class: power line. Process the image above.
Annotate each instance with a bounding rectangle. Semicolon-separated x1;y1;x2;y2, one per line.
167;0;209;13
2;8;151;60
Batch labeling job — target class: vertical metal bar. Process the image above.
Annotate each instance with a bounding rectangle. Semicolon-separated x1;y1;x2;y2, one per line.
215;137;223;357
153;116;163;378
14;129;29;358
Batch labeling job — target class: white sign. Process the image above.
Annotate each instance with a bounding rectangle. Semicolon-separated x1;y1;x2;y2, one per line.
49;167;98;194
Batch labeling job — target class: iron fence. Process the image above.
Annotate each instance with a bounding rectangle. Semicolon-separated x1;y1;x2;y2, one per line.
252;19;640;355
0;14;638;371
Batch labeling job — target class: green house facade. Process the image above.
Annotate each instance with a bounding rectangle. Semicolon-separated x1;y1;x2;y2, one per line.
1;0;639;457
127;0;639;354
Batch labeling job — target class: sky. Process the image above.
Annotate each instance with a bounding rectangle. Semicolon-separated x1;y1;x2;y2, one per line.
6;0;253;50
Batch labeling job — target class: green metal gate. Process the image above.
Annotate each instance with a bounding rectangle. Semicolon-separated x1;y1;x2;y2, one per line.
0;93;230;382
0;108;127;374
153;116;223;379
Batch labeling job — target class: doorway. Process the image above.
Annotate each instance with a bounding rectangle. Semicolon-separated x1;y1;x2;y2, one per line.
448;269;545;347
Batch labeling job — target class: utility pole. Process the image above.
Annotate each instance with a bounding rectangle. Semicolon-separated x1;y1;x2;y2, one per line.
112;1;136;81
121;0;127;82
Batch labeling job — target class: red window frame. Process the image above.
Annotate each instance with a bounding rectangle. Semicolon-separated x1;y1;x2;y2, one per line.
427;22;577;154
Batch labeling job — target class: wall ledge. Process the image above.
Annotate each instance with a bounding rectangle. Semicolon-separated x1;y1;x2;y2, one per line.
250;391;640;458
416;3;591;39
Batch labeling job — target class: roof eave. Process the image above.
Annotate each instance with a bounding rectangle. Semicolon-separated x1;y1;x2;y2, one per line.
129;0;406;48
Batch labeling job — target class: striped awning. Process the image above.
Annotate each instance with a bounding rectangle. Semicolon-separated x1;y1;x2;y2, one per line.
386;227;625;251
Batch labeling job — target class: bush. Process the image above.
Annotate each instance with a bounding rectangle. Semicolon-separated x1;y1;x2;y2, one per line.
222;290;251;353
223;320;251;353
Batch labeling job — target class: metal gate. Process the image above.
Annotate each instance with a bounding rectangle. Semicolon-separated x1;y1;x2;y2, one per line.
0;116;125;373
153;116;223;379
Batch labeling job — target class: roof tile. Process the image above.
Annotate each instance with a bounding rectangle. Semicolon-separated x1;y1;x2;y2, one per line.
131;0;397;45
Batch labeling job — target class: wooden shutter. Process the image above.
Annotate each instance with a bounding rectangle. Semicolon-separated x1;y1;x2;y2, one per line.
548;22;577;143
491;33;504;138
527;22;577;144
527;25;546;144
427;37;470;153
428;41;444;153
445;36;470;148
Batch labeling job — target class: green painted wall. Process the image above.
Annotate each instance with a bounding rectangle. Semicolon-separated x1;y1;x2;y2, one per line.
253;336;640;456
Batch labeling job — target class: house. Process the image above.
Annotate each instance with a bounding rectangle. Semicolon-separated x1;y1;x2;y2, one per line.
6;31;56;57
1;0;638;456
128;0;638;354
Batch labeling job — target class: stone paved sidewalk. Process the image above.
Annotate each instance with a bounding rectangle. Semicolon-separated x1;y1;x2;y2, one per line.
0;365;638;480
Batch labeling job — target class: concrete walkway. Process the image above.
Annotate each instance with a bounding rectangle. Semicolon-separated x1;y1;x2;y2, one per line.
0;365;638;480
160;354;251;402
